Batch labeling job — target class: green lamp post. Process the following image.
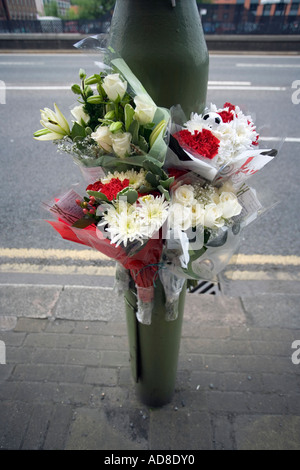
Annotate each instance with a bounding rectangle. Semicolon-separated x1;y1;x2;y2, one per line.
108;0;209;118
108;0;209;407
124;277;187;407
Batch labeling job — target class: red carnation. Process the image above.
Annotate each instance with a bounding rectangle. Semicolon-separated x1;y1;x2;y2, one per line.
86;178;130;201
218;110;234;123
175;128;220;160
223;102;236;112
218;102;236;123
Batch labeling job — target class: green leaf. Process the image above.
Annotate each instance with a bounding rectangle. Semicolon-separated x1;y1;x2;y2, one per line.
143;160;164;177
157;185;170;201
138;135;149;153
117;188;138;205
72;218;95;229
71;122;86;140
137;184;150;194
128;120;139;145
146;172;160;187
86;190;109;203
158;177;174;190
124;104;135;132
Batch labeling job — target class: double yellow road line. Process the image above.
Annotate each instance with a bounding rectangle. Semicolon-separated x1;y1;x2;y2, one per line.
0;248;299;281
0;248;113;277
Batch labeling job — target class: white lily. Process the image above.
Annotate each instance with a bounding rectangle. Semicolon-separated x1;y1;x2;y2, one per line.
34;103;70;141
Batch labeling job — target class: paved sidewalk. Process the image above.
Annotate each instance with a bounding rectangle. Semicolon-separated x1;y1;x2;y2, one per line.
0;284;299;450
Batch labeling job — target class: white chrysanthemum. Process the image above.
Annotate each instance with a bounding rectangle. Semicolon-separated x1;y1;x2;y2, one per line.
100;201;143;247
99;194;169;246
138;195;169;236
109;215;143;247
101;169;147;190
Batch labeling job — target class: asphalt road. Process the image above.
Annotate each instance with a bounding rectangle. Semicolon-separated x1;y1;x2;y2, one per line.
0;52;299;293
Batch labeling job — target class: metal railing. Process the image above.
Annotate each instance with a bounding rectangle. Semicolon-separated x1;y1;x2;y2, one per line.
0;5;299;35
200;4;300;34
0;18;111;34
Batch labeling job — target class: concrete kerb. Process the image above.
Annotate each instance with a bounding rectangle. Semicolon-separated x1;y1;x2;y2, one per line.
1;284;300;328
0;283;247;325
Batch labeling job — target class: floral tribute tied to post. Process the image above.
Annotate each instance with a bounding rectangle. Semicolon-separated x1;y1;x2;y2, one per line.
34;45;278;325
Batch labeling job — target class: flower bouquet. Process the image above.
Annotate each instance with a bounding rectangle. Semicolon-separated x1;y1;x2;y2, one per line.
34;56;169;182
168;102;277;183
163;102;278;287
34;53;278;405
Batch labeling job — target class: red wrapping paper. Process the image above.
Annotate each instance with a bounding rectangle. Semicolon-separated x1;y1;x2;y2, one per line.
47;219;163;289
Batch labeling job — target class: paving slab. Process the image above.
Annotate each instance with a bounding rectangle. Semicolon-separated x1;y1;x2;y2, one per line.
0;286;299;450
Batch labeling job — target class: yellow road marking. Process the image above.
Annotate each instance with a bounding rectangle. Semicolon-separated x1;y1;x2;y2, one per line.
0;248;109;261
231;254;300;266
0;263;116;276
225;270;300;282
0;248;300;266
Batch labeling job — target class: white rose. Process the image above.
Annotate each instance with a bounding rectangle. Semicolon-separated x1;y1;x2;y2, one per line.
173;184;196;207
111;132;132;159
218;192;242;219
168;203;193;231
102;73;127;101
134;95;157;125
91;126;113;153
191;203;205;227
204;203;224;229
70;104;90;125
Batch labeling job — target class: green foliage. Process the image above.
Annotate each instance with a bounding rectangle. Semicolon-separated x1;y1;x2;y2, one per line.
86;190;110;202
44;0;59;17
70;0;115;20
117;188;138;205
70;122;86;140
